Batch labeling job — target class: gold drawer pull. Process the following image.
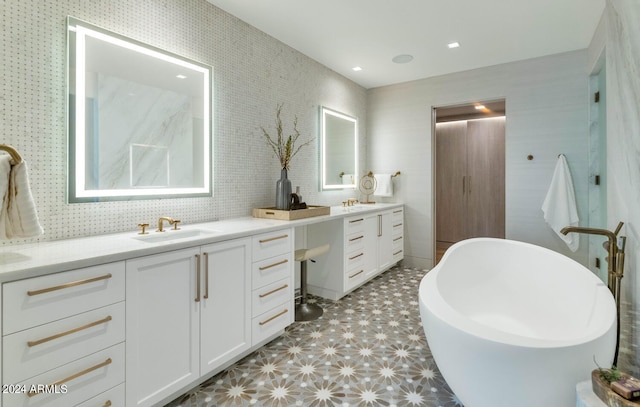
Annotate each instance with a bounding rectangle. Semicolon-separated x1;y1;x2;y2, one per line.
394;250;403;256
259;284;288;298
259;259;288;271
27;273;112;296
259;309;288;326
349;253;364;260
28;358;112;397
393;236;403;242
393;223;403;227
393;209;403;213
102;401;112;407
259;234;289;243
349;235;364;242
348;218;364;223
349;270;364;279
28;316;113;347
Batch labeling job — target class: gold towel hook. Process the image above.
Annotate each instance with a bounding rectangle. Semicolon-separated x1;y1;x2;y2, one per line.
0;144;23;165
391;171;401;178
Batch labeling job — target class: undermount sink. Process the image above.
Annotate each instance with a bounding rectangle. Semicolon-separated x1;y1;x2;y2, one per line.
133;228;220;243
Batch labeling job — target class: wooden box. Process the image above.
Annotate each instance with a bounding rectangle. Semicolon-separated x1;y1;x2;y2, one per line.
252;206;330;221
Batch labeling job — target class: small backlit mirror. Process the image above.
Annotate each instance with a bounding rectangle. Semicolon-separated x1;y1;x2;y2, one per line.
320;106;358;190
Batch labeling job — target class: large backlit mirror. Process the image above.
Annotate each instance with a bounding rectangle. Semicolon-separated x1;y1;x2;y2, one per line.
67;17;212;202
321;107;358;190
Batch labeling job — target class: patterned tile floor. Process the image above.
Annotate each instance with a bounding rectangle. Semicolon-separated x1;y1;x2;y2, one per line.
166;266;462;406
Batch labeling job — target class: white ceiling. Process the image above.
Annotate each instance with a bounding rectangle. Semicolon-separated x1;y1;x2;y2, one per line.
206;0;605;89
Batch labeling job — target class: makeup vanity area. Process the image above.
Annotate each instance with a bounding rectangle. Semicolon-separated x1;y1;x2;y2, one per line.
0;204;403;407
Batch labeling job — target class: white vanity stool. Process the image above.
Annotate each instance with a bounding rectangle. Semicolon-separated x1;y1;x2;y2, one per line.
295;244;330;321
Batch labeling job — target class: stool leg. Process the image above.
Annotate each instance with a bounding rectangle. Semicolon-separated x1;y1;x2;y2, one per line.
295;259;323;321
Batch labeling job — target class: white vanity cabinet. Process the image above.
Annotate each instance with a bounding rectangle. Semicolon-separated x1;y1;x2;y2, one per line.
250;229;294;345
307;206;403;300
1;262;125;407
125;237;252;407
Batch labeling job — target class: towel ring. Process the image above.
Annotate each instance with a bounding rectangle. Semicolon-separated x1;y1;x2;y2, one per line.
0;144;23;165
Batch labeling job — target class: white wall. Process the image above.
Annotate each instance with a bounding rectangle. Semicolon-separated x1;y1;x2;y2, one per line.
0;0;366;245
367;50;591;268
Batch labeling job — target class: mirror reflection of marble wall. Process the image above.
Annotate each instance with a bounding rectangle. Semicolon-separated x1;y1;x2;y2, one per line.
68;17;211;202
321;107;357;189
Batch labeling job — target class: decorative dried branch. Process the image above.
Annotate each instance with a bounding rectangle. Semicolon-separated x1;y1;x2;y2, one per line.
261;103;314;170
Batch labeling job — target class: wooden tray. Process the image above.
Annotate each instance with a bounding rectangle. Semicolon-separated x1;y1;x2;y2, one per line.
252;205;330;221
592;369;640;407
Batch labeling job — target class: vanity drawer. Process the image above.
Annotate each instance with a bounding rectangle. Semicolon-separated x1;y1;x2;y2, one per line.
345;231;365;252
344;216;365;234
345;267;367;291
252;229;292;261
75;383;124;407
252;278;291;317
2;342;125;407
252;303;291;345
392;208;404;222
2;262;125;335
252;254;291;288
3;302;125;383
345;249;366;272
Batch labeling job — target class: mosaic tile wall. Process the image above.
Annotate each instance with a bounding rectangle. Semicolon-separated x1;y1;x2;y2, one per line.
0;0;367;246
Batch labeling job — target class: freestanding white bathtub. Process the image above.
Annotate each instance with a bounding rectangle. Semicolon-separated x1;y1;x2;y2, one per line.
419;238;616;407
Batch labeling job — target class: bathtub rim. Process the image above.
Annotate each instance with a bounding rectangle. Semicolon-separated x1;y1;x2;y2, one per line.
420;238;617;349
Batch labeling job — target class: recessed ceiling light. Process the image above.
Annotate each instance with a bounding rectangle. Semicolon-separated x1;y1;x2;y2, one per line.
176;74;187;79
392;54;414;64
475;105;485;110
352;66;362;72
447;42;460;49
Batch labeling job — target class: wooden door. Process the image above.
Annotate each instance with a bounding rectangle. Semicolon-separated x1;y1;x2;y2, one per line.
466;118;505;238
435;121;468;244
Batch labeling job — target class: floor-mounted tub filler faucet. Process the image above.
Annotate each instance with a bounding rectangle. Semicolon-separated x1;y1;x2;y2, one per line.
561;222;626;365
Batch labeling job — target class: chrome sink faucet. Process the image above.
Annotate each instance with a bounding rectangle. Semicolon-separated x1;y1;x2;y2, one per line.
157;216;181;232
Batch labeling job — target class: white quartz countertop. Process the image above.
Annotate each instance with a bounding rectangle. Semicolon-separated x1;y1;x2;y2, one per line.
0;203;402;282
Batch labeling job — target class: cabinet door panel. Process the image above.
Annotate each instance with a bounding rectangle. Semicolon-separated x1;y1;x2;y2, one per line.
200;238;251;375
466;118;505;238
378;212;394;271
126;248;200;407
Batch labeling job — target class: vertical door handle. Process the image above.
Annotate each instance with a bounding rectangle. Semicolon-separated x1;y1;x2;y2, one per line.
378;214;382;237
468;176;471;193
203;252;209;299
195;254;201;303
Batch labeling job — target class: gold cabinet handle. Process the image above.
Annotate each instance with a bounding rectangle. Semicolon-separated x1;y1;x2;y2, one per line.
259;234;289;243
259;309;288;326
258;284;288;298
393;223;403;228
349;270;364;279
349;253;364;261
393;236;403;242
102;401;112;407
259;259;288;271
393;209;403;214
27;316;112;347
348;218;364;224
349;235;364;242
195;254;201;303
28;358;112;397
394;250;403;256
27;273;112;296
203;252;209;299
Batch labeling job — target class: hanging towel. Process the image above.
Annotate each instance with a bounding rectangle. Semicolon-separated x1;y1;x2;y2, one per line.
373;173;393;197
0;156;43;239
542;154;579;251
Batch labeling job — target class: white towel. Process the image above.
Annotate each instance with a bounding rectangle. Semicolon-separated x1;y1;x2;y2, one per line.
373;173;393;197
0;156;44;239
542;154;579;251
